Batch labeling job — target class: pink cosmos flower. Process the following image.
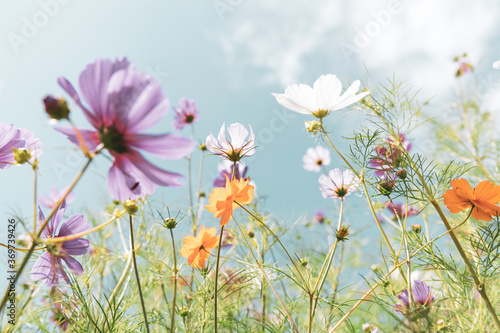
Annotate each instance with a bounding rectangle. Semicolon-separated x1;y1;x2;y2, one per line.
31;201;90;286
313;210;326;224
303;146;330;172
172;98;200;130
0;123;42;168
385;202;419;220
370;134;411;177
319;169;358;199
394;280;434;316
39;186;76;209
54;58;195;201
206;123;255;162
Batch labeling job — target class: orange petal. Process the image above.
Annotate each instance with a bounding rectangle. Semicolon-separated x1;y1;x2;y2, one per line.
474;180;500;204
442;188;472;213
450;178;474;201
471;206;493;222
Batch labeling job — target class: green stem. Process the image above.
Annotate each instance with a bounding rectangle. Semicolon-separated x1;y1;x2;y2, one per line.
169;228;178;333
236;203;309;292
129;215;150;333
213;225;225;333
232;217;299;333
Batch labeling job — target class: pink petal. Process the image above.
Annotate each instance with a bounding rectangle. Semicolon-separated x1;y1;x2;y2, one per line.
58;77;98;127
127;133;195;159
54;126;100;153
62;238;90;256
62;256;84;275
58;214;90;237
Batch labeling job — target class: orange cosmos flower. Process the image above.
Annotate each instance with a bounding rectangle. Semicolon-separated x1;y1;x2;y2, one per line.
205;176;254;226
442;178;500;222
179;225;219;268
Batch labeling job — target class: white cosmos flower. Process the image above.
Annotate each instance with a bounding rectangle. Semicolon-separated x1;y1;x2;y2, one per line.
272;74;370;118
319;168;358;199
493;61;500;69
303;146;330;172
206;123;255;161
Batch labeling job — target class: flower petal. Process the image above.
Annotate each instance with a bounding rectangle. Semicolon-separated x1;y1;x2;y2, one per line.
127;133;195;159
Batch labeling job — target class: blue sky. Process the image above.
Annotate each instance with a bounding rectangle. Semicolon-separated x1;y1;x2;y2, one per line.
1;0;500;291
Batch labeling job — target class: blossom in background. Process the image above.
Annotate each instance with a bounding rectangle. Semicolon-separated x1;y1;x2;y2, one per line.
206;176;254;226
55;58;195;201
313;210;326;224
494;60;500;69
370;134;411;177
303;146;330;172
271;74;369;118
206;123;255;162
394;280;435;316
31;201;91;286
385;202;419;220
319;169;358;199
179;225;219;268
0;123;42;168
362;323;379;333
39;186;75;209
220;228;236;248
453;54;473;77
213;160;248;187
172;98;200;130
442;178;500;222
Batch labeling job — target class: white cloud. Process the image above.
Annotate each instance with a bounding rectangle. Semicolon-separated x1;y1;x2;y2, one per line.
216;0;500;97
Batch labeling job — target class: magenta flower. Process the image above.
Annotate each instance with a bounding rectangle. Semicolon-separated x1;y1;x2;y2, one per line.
213;160;248;187
172;98;200;130
370;134;411;177
31;201;90;286
303;146;330;172
319;169;358;199
394;280;435;316
39;186;76;209
386;202;419;220
0;123;42;168
206;123;255;162
54;58;195;201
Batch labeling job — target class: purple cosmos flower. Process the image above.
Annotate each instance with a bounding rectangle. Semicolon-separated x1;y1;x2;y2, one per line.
0;123;42;168
319;169;358;199
31;201;90;286
386;202;419;220
394;280;435;316
54;58;195;201
272;74;370;118
39;186;76;209
213;160;248;187
303;146;330;172
172;98;200;130
370;134;411;177
206;123;255;162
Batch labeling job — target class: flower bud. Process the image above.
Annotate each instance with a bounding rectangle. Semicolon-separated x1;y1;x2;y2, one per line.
305;120;321;134
12;148;32;165
43;96;70;120
336;224;350;241
164;217;177;229
247;230;255;238
199;143;207;151
377;180;395;196
299;257;309;267
179;306;190;318
396;169;407;179
123;200;140;215
411;224;422;233
198;191;206;198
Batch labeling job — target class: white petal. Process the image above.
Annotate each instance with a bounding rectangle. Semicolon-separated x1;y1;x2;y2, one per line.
313;74;342;110
493;61;500;69
217;123;232;151
227;123;249;150
272;93;312;114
